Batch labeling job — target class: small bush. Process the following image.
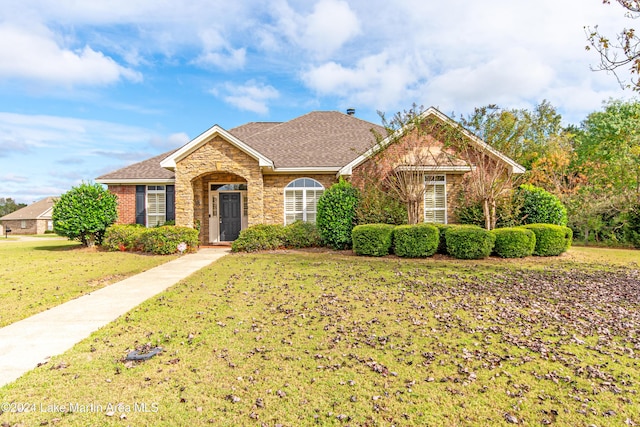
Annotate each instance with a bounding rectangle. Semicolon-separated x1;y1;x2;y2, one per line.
102;224;147;251
355;183;407;225
231;224;286;252
393;224;439;258
445;226;496;259
139;226;199;255
491;227;536;258
517;184;568;226
521;223;573;256
283;221;323;248
352;224;395;257
317;179;360;249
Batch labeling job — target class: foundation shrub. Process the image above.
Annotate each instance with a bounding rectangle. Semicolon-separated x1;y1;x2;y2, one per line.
231;224;286;252
491;227;536;258
393;224;439;258
445;225;496;259
282;221;323;248
352;224;395;257
102;224;146;252
139;226;199;255
521;223;573;256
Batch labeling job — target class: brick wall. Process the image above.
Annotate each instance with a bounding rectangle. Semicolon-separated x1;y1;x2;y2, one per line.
1;219;37;235
107;185;137;224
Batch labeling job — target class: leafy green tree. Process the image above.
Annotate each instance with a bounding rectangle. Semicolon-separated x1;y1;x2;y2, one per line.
53;182;118;247
516;184;568;226
316;179;359;249
0;198;27;217
575;99;640;197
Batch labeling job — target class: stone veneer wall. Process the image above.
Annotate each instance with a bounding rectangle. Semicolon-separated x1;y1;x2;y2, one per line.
174;136;263;244
262;174;338;225
107;185;136;225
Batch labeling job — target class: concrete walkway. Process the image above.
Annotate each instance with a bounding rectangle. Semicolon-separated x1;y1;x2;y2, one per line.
0;247;229;388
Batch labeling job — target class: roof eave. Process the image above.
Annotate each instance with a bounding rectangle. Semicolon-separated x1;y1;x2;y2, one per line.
96;178;176;185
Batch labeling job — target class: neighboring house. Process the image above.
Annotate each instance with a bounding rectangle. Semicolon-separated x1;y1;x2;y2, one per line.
97;108;525;245
0;197;57;235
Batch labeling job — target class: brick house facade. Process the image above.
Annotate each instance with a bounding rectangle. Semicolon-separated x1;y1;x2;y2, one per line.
0;197;56;235
97;108;525;245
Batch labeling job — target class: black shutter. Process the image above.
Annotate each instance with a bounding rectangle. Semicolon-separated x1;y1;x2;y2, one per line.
135;185;146;225
166;185;175;222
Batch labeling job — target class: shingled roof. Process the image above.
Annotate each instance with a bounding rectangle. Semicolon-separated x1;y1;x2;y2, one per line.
237;111;385;168
0;197;57;221
96;149;178;182
98;111;386;181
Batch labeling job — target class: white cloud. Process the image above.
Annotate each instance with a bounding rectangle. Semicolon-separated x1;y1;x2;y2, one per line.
0;24;141;86
302;0;361;58
1;173;28;183
214;81;280;114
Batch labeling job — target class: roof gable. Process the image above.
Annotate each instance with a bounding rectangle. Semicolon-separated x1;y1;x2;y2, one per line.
0;197;57;221
339;107;526;176
160;125;274;170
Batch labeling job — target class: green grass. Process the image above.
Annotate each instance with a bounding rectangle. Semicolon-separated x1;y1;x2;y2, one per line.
0;239;176;327
1;247;639;426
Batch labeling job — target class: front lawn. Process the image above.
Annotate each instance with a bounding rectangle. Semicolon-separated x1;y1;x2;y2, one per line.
0;240;176;327
0;248;638;426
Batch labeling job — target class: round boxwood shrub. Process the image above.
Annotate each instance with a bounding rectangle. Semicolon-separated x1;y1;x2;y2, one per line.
231;224;285;252
393;224;439;257
317;179;360;249
521;223;573;256
102;224;147;252
517;184;568;226
491;227;536;258
352;224;395;257
283;221;323;248
432;223;454;255
139;226;199;255
445;225;496;259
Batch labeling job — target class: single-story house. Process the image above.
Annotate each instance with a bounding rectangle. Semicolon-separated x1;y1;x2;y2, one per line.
0;197;57;235
97;108;525;245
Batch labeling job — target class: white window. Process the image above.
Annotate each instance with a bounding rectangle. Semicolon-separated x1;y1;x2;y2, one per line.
284;178;324;225
424;175;447;224
20;220;27;229
147;185;166;227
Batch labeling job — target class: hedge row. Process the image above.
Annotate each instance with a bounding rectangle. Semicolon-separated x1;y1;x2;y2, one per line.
102;225;199;255
231;221;323;252
350;223;572;259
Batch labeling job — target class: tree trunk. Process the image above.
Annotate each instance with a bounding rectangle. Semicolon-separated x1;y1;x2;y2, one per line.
407;200;419;225
483;198;491;230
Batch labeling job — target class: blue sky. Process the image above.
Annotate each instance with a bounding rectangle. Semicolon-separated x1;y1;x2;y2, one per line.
0;0;636;204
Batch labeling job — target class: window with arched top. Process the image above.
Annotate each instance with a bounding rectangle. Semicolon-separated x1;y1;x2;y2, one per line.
284;178;324;225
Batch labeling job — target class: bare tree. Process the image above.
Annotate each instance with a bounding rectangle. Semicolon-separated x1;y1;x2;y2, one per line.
586;0;640;90
354;105;474;225
455;106;527;230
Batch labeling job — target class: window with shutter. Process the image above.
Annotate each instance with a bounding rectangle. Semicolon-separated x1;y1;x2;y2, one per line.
424;175;447;224
147;185;167;227
284;178;324;225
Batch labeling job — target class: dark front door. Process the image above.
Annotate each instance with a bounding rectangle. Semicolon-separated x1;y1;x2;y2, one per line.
220;193;241;241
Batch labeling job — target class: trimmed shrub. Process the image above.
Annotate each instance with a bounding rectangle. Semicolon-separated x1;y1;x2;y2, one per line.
521;223;573;256
517;184;568;226
491;227;536;258
317;179;360;249
139;226;199;255
445;226;496;259
231;224;286;252
393;224;439;258
102;224;146;252
53;182;118;247
283;221;323;248
352;224;395;257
